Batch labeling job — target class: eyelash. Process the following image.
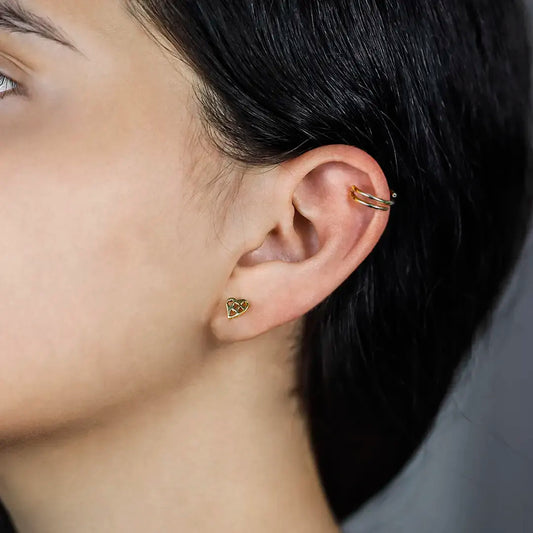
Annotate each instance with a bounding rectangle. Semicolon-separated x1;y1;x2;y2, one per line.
0;72;23;99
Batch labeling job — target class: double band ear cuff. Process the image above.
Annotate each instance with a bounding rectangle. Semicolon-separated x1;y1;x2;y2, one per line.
225;185;397;319
350;185;397;211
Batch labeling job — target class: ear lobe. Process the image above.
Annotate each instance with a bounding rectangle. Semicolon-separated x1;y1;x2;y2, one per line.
209;144;392;344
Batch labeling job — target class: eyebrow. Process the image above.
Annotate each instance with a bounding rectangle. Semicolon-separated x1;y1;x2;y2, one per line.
0;0;84;56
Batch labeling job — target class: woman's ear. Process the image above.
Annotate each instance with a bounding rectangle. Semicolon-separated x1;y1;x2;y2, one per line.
208;144;393;343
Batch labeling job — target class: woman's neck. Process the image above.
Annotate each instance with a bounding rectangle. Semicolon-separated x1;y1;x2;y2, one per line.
0;335;340;533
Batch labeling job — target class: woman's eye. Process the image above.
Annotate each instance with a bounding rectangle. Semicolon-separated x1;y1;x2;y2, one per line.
0;72;22;99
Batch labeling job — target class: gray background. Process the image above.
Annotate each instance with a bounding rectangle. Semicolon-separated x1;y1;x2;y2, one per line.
342;227;533;532
343;3;533;529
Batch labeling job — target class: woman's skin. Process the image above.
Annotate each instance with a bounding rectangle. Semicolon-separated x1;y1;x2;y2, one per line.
0;1;392;531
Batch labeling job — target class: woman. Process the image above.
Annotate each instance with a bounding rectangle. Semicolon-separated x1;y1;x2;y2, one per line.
0;0;531;531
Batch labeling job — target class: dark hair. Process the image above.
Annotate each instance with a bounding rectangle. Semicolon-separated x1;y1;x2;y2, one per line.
1;0;532;529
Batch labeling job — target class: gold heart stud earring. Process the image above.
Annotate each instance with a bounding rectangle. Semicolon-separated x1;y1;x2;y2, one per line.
226;297;250;319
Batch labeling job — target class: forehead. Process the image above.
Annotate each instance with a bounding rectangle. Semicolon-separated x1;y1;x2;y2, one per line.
6;0;126;26
0;0;144;51
0;0;194;84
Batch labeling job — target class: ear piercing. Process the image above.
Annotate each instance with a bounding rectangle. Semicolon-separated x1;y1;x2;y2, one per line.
226;297;250;319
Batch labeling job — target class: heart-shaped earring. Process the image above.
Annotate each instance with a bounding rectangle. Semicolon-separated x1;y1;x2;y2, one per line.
226;297;250;319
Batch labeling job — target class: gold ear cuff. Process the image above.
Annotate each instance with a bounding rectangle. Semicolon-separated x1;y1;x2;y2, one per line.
350;184;397;211
225;185;397;319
